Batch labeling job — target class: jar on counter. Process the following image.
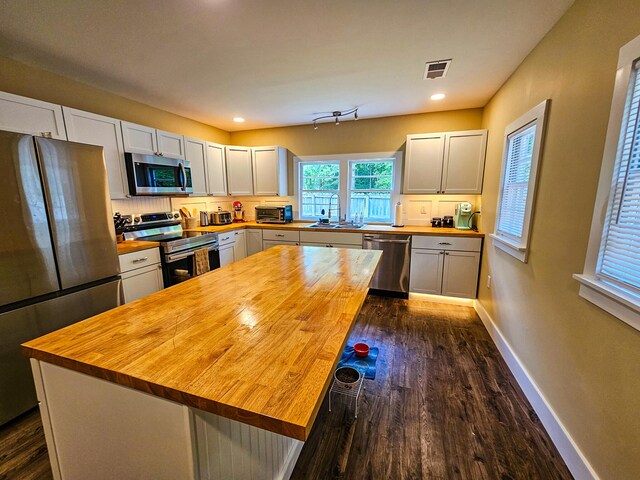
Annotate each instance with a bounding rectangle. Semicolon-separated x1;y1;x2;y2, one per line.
431;217;442;228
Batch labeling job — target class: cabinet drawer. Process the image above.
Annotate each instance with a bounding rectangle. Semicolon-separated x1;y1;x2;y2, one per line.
262;229;300;242
412;235;481;252
119;248;161;273
300;242;362;249
299;231;362;245
218;230;238;246
263;239;299;250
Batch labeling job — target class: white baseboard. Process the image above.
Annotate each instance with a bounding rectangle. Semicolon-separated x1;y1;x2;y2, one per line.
473;300;599;480
408;292;476;307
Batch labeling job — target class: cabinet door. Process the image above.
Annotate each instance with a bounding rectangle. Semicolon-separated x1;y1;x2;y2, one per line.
409;249;443;294
233;231;247;261
219;244;235;267
225;146;253;195
206;142;227;196
246;229;263;256
121;264;163;303
441;251;480;298
121;121;157;155
63;107;128;199
252;146;287;196
442;130;487;194
0;91;67;139
184;137;208;196
157;130;185;160
404;134;445;194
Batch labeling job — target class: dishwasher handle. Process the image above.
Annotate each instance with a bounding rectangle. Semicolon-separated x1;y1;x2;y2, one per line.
363;238;410;244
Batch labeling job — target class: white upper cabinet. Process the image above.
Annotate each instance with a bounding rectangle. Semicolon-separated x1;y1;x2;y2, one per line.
225;146;253;196
251;146;288;196
121;122;157;155
441;130;487;194
62;107;128;199
0;91;67;140
157;130;185;160
404;129;487;194
205;142;228;196
404;133;444;194
121;121;185;159
184;137;208;196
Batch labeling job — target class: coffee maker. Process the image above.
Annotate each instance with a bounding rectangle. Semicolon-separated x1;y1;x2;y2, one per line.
454;202;474;230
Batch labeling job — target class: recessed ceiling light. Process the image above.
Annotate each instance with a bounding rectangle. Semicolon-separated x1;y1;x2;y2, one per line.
233;117;245;123
430;93;446;101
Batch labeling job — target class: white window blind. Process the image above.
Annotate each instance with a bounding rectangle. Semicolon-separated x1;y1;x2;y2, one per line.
597;60;640;293
496;123;537;240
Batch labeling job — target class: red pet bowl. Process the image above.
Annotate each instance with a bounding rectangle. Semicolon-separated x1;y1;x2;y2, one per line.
354;342;370;358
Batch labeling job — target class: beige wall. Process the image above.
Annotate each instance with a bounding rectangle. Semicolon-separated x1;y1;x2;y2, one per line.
0;55;230;144
478;1;640;478
230;109;483;156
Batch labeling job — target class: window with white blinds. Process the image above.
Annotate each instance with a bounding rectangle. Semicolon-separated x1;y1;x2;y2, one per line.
574;35;640;331
491;100;548;262
596;60;640;293
496;124;537;240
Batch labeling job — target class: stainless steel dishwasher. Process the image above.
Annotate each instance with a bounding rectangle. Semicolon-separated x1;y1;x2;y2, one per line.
362;234;411;297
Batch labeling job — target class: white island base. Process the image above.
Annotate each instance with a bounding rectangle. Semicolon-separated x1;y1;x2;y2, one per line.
31;360;304;480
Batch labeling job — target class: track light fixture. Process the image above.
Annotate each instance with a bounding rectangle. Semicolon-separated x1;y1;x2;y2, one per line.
312;107;359;129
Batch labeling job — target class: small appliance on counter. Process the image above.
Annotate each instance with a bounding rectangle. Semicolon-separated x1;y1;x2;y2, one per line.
199;211;210;226
443;216;454;228
431;217;442;228
211;208;232;225
232;201;245;222
255;205;293;224
454;202;474;230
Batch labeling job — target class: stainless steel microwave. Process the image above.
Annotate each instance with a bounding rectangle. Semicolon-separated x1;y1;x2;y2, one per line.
255;205;293;224
125;152;193;196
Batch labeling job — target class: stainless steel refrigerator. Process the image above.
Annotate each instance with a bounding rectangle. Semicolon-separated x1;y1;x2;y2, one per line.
0;130;122;425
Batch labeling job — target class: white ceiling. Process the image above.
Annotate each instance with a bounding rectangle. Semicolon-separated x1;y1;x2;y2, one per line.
0;0;573;131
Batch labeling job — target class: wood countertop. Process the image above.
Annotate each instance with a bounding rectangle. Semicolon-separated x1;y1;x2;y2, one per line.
22;246;382;441
188;221;484;237
117;240;160;255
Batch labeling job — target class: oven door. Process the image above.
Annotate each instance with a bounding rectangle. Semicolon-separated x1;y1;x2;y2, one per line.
125;153;193;196
162;245;220;287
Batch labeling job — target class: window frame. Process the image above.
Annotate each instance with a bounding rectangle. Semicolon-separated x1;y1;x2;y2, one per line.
297;160;341;220
574;34;640;332
490;99;549;263
348;158;395;223
294;151;402;223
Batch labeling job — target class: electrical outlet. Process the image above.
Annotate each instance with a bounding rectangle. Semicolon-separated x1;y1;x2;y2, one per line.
486;275;492;289
420;206;427;214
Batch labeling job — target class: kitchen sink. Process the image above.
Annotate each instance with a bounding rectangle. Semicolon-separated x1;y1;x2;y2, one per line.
305;223;366;229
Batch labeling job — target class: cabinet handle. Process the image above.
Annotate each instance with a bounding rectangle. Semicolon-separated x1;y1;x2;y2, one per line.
326;244;333;247
221;236;230;241
132;257;148;263
438;242;452;245
445;252;450;255
440;251;444;255
275;234;285;237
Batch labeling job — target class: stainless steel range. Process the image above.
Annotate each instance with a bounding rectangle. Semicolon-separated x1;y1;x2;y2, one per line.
121;211;220;286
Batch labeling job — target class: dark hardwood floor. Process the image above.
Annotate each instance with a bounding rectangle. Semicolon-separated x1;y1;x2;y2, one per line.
291;297;572;480
0;296;571;480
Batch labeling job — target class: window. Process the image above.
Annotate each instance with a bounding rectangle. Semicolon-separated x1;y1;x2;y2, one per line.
349;160;394;222
490;99;549;262
575;34;640;332
295;152;402;222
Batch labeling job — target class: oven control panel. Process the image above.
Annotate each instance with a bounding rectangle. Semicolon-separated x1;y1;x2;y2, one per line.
120;211;181;227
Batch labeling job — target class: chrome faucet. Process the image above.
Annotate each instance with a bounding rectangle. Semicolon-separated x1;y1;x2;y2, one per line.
328;192;341;223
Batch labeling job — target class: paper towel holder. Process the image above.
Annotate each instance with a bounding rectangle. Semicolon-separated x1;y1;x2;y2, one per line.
392;201;404;227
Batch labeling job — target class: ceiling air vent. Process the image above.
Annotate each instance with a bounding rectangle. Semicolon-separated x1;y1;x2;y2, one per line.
423;59;452;80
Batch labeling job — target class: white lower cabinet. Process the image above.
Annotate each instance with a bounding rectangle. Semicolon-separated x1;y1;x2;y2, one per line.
300;242;361;249
218;229;247;267
119;248;163;303
299;231;362;247
409;235;482;298
263;239;299;249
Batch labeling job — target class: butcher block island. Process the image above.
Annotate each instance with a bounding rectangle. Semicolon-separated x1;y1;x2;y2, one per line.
22;246;382;480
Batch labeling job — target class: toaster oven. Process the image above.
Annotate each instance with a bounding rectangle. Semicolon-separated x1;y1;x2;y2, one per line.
255;205;293;224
